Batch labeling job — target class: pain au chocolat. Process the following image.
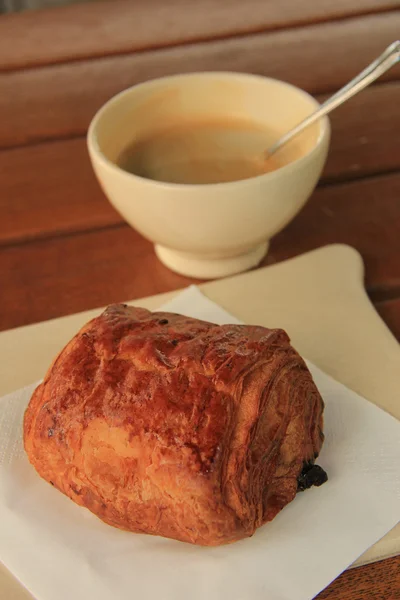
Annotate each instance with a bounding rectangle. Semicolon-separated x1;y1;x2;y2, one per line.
24;304;327;546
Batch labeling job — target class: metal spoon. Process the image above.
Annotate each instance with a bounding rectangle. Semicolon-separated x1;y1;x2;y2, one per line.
266;40;400;157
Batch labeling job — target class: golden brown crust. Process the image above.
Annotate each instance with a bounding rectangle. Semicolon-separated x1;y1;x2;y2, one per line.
24;304;324;545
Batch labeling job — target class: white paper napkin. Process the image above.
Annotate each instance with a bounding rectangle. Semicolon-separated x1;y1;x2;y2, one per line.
0;286;399;600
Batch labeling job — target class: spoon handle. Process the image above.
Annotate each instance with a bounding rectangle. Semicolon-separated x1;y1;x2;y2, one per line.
267;40;400;156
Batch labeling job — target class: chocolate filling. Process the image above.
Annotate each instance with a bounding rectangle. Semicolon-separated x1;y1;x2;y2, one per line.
297;462;328;492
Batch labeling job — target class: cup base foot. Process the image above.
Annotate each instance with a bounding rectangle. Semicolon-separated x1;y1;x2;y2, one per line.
155;242;269;279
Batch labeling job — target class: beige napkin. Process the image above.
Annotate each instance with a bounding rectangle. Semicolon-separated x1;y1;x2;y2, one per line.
0;286;399;600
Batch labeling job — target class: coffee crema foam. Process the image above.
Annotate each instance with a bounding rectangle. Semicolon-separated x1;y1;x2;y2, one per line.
117;118;288;185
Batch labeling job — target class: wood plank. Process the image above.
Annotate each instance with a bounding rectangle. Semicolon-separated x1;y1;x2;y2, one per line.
316;556;400;599
1;82;398;246
322;82;400;182
0;0;397;72
269;173;400;296
375;298;400;340
0;224;191;331
0;12;399;148
0;139;120;245
1;173;399;331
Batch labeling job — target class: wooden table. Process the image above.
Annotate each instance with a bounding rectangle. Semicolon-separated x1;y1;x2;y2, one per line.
0;1;399;598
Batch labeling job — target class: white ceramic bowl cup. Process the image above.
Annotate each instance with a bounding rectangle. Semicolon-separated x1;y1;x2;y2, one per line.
88;73;330;279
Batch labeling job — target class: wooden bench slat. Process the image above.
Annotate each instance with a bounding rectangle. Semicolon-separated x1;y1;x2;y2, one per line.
270;172;400;296
375;298;400;341
1;172;399;331
322;82;400;182
1;82;398;246
0;139;120;245
0;0;397;72
316;556;400;599
1;12;399;148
